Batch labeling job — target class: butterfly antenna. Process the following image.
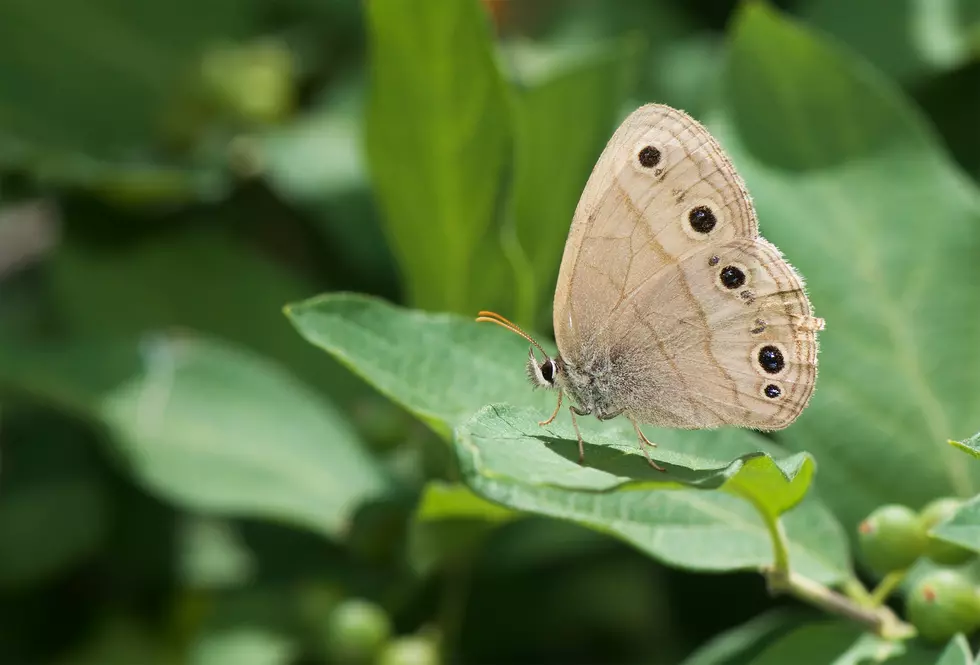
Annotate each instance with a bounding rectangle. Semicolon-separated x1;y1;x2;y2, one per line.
476;310;548;357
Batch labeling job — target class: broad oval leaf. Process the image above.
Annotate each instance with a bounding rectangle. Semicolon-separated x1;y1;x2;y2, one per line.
286;293;851;582
0;333;389;539
365;0;510;314
710;3;980;531
934;634;973;665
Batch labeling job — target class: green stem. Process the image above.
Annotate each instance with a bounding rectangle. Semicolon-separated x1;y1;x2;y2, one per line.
842;576;876;608
756;509;914;639
869;570;907;607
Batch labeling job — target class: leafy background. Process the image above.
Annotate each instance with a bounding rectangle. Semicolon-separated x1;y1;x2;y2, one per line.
0;0;979;664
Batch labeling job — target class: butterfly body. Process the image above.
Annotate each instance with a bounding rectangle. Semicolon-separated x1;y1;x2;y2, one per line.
479;103;824;471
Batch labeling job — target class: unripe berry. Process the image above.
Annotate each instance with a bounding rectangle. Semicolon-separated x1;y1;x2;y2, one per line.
857;504;928;574
906;569;980;643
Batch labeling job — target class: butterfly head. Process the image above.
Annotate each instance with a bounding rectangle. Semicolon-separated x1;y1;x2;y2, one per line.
525;347;560;390
475;310;560;390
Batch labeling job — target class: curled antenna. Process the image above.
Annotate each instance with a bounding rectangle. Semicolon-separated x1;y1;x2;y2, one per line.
476;310;548;357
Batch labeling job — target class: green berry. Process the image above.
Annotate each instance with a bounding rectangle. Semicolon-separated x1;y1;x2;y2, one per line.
906;569;980;643
376;635;440;665
920;497;975;566
857;504;928;574
324;598;391;664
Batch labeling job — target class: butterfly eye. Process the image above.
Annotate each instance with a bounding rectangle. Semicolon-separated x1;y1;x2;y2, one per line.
637;145;661;168
541;359;556;383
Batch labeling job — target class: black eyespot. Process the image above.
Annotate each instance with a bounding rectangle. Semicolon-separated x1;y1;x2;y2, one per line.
720;265;745;289
688;205;716;233
764;384;781;399
541;359;556;383
758;345;785;374
637;146;661;168
708;255;720;266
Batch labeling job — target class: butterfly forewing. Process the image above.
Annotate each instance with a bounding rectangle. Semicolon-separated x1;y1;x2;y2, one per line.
552;104;822;431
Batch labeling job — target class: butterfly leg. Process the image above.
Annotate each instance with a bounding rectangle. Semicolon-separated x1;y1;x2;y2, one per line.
630;417;666;472
539;389;563;426
569;405;591;464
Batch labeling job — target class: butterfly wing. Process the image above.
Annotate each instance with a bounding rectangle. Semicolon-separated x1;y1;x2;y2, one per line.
552;104;823;429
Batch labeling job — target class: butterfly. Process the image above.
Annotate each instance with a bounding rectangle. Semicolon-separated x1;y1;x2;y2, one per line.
478;104;824;471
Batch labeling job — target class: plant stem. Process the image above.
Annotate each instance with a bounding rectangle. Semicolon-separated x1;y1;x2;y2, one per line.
757;510;915;639
766;569;915;640
842;576;876;608
869;570;907;607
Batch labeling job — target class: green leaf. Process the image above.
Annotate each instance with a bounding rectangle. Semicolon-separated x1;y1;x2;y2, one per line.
950;432;980;460
0;334;390;539
457;405;815;511
930;494;980;554
176;515;256;590
408;481;516;574
364;0;510;314
51;224;370;409
415;480;516;523
0;0;259;156
935;634;973;665
801;0;980;83
457;405;843;581
832;633;906;664
284;292;559;438
286;292;850;582
504;37;639;326
679;609;810;665
744;622;863;665
190;629;295;665
711;3;980;531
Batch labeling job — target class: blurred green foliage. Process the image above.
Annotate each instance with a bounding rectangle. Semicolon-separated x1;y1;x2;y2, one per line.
1;0;980;664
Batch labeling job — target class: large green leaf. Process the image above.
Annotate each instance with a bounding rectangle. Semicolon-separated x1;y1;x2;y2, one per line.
51;224;370;409
800;0;980;83
364;0;510;314
709;3;980;531
504;37;639;327
0;334;389;539
286;293;850;582
0;0;259;156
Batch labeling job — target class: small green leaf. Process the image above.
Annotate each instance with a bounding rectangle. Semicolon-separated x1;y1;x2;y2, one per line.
365;0;510;314
409;482;516;575
679;609;810;665
950;432;980;460
415;481;516;523
190;628;295;665
935;634;973;665
832;632;906;664
930;495;980;555
744;622;863;665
